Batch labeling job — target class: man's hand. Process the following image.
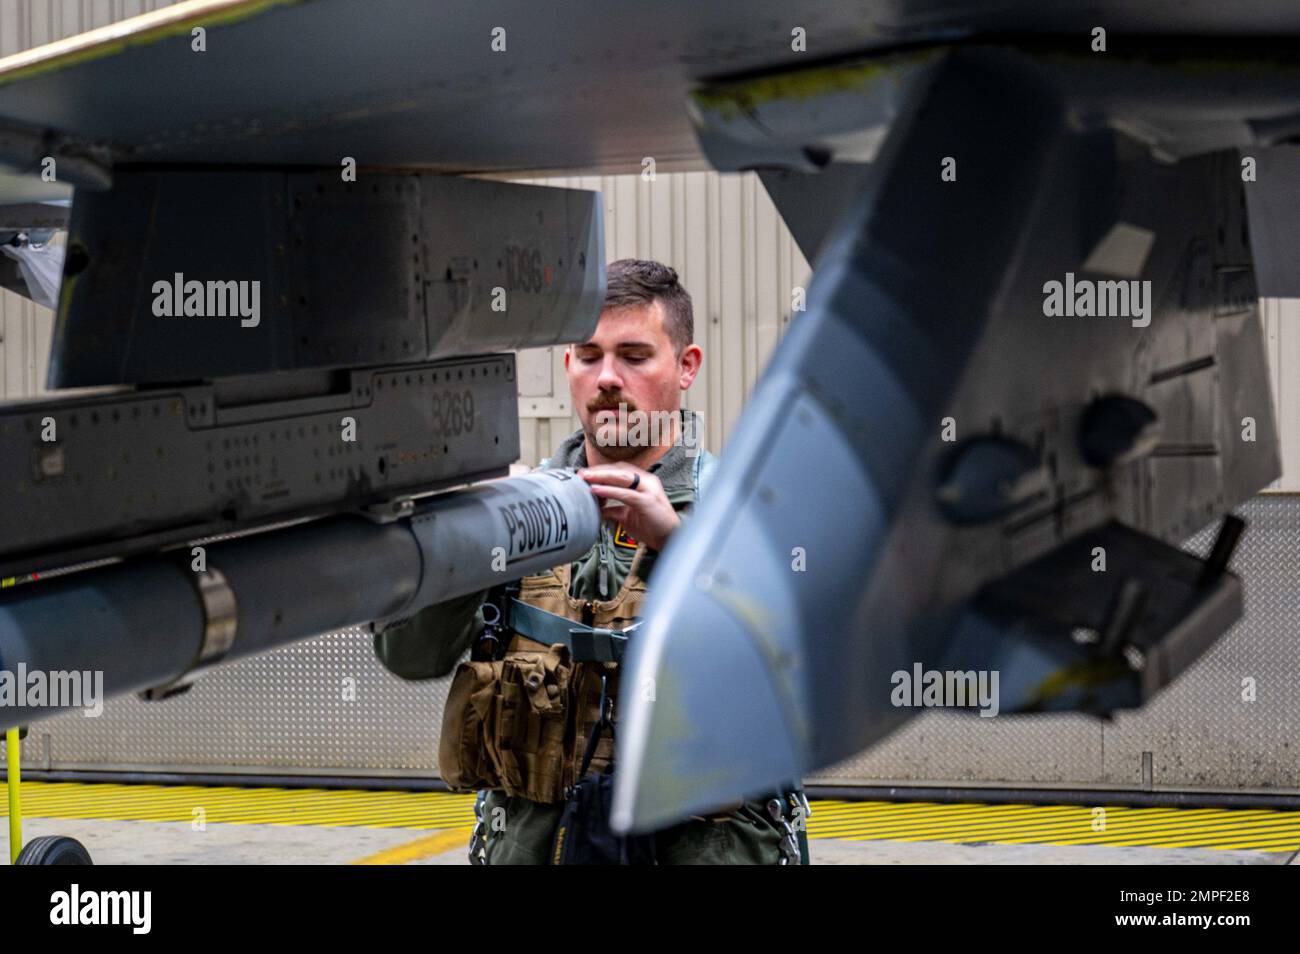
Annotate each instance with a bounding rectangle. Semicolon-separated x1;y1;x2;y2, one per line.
578;463;680;551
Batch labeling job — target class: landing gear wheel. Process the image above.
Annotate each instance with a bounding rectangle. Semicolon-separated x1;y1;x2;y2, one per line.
15;835;93;865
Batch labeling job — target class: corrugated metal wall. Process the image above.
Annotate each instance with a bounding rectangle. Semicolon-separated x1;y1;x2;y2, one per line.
0;289;49;399
1260;298;1300;489
0;0;180;54
0;0;184;397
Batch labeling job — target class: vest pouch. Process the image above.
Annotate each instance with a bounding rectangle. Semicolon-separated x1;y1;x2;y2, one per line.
438;660;505;792
493;644;574;804
491;647;574;805
440;645;575;801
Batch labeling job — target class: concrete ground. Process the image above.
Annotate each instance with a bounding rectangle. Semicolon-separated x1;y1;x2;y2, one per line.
11;816;1292;865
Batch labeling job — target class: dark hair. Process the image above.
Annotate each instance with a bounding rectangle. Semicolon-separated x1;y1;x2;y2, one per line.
603;259;694;356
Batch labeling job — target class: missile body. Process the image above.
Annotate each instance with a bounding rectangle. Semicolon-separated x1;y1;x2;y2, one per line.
0;470;599;727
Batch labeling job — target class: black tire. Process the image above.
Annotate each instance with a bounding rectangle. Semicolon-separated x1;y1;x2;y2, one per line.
15;835;93;865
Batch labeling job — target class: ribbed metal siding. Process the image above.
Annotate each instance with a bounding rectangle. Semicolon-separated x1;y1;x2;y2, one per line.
0;0;177;54
0;289;49;398
1260;298;1300;490
0;0;184;398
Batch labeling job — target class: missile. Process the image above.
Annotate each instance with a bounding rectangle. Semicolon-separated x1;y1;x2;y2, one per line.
0;469;600;728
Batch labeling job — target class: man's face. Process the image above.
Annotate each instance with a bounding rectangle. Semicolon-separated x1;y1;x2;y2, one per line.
564;301;698;462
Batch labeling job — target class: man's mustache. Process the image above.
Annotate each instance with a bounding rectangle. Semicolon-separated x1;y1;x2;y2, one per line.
587;395;638;414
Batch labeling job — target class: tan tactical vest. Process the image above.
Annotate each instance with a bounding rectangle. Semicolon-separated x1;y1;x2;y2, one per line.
438;544;648;804
512;543;648;774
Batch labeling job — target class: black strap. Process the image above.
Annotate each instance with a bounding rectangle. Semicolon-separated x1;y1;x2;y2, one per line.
578;714;609;778
578;672;615;777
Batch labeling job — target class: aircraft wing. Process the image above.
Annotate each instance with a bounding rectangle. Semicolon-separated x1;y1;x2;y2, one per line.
0;0;1298;176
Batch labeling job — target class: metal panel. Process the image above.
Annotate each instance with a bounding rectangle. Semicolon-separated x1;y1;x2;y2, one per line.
20;626;446;776
0;355;523;578
48;170;603;387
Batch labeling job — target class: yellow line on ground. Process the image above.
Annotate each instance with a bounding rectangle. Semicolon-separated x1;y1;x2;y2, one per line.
814;811;1300;851
1217;835;1300;851
812;808;1270;840
6;782;1299;852
805;801;1300;851
1033;819;1300;849
808;803;1274;823
811;805;1102;830
349;828;475;865
811;804;1110;830
0;781;475;829
6;795;470;815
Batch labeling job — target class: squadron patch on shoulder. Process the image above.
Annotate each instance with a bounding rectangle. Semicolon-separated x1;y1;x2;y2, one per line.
613;524;639;549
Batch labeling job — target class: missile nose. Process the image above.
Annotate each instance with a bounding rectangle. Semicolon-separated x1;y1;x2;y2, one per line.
612;563;807;834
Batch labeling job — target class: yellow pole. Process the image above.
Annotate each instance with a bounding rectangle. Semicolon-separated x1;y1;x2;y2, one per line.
5;728;19;864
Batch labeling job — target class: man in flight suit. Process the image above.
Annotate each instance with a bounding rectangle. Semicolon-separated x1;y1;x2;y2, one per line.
373;259;799;864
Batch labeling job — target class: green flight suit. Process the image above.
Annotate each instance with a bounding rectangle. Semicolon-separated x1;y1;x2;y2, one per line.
374;409;791;864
